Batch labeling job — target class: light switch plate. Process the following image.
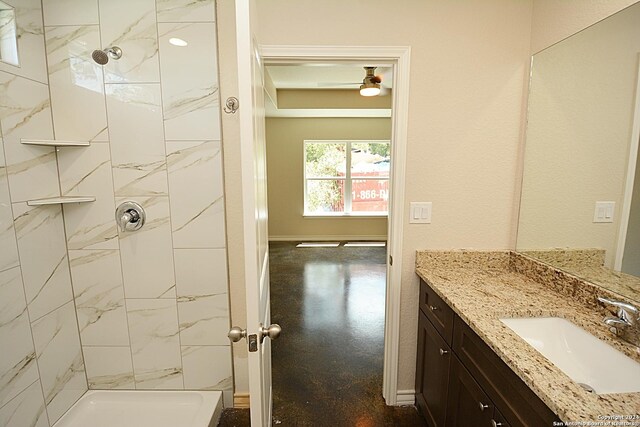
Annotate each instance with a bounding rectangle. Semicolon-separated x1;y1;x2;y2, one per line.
593;201;615;223
410;202;432;224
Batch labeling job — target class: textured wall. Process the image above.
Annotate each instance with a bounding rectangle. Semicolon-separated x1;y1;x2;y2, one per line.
530;0;640;53
0;1;231;425
266;117;390;240
255;0;534;394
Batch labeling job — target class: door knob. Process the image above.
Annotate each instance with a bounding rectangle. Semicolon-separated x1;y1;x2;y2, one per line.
228;326;246;343
259;323;281;343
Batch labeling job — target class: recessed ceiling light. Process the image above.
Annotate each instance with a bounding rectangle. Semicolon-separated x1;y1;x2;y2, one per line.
169;38;188;47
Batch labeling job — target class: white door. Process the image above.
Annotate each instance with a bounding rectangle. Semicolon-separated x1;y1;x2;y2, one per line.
234;1;275;426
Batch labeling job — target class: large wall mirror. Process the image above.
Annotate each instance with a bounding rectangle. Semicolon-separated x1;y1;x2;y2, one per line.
517;2;640;304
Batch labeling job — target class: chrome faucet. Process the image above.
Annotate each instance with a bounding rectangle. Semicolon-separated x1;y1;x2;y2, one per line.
598;297;640;347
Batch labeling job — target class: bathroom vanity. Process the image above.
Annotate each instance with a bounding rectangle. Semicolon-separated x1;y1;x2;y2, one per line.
414;250;640;426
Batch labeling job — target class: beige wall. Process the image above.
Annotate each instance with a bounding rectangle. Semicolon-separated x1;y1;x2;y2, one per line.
221;0;640;403
257;0;534;392
277;89;392;109
266;117;390;240
216;0;250;400
531;0;640;53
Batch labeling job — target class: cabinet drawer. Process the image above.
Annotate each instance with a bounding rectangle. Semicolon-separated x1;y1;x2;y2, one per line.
419;279;454;344
452;316;559;427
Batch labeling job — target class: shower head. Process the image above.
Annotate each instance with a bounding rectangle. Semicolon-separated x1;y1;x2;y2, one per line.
91;46;122;65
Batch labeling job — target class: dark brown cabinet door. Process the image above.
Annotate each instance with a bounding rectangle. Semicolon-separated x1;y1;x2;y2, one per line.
415;310;451;427
447;355;493;427
492;407;512;427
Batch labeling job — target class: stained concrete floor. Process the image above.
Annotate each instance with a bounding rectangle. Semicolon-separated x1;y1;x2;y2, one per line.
219;242;426;426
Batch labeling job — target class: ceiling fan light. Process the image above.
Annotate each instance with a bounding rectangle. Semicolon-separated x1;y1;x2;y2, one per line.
360;82;381;97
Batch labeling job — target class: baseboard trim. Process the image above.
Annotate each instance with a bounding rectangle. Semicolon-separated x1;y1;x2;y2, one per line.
395;389;416;406
269;235;387;242
233;393;250;408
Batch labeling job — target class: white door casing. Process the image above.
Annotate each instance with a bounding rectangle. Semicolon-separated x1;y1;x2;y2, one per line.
235;0;272;425
260;45;412;406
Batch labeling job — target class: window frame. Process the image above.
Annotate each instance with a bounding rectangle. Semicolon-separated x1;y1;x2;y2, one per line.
303;139;390;217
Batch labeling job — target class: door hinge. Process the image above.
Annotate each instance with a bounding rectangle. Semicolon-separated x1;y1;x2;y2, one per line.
389;255;393;266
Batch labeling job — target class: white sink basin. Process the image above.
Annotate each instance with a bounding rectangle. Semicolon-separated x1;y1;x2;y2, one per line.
500;317;640;394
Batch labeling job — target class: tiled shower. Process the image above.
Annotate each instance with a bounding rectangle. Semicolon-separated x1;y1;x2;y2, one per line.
0;0;231;425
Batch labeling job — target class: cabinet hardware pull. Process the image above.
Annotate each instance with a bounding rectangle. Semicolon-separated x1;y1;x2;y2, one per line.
429;305;438;311
479;402;489;411
491;420;503;427
439;348;448;356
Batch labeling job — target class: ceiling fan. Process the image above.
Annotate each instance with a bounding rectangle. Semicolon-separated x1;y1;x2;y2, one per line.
318;66;391;96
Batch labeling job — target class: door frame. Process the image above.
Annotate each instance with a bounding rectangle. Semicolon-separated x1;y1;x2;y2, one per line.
260;45;411;405
614;56;640;270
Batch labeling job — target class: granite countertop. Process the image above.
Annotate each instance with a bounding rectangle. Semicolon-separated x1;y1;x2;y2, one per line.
415;250;640;423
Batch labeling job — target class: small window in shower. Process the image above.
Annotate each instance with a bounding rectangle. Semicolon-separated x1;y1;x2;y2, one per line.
0;1;18;66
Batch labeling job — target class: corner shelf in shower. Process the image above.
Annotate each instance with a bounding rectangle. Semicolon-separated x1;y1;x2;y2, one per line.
27;196;96;206
20;139;90;147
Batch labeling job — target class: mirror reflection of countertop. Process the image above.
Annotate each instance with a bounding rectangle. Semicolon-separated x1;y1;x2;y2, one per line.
415;250;640;422
520;249;640;305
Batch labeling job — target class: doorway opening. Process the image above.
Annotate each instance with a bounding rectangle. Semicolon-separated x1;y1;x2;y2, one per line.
264;62;392;422
263;47;413;422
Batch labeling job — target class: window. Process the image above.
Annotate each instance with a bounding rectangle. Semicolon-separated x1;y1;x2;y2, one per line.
304;140;390;216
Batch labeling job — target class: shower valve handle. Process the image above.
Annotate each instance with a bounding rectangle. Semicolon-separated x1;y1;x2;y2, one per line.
115;201;145;233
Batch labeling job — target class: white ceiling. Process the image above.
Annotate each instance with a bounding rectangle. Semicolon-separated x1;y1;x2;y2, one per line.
265;64;394;89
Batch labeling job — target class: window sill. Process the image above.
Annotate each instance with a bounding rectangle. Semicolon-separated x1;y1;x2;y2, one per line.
303;213;388;218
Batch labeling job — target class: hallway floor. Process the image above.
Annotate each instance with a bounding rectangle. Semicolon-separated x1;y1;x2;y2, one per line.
219;242;425;426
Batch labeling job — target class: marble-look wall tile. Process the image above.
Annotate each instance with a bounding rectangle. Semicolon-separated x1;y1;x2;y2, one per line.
0;140;19;272
0;72;58;202
174;248;227;295
0;267;39;407
0;0;48;84
117;196;176;299
83;346;135;390
158;23;220;140
181;346;232;392
99;0;160;83
45;25;108;143
175;248;229;345
59;144;117;250
31;301;87;424
13;203;73;321
0;380;48;427
106;84;168;196
177;293;229;346
156;0;215;23
126;299;183;389
69;250;129;346
166;141;225;248
42;0;98;26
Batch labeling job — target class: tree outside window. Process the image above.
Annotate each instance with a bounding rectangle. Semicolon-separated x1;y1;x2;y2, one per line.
304;140;390;215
